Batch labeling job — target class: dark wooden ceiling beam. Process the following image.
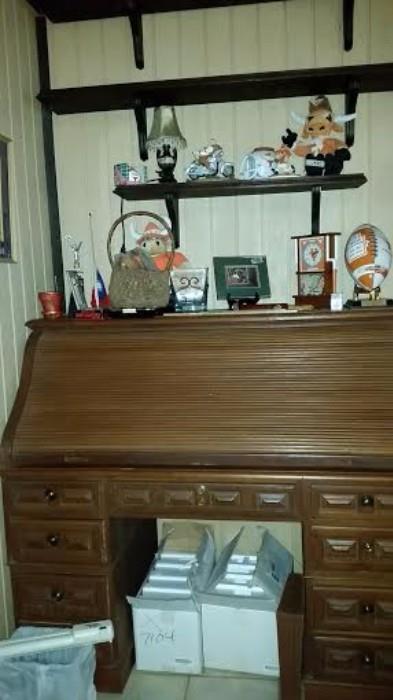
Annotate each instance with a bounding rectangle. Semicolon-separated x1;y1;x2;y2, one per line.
26;0;286;23
38;62;393;115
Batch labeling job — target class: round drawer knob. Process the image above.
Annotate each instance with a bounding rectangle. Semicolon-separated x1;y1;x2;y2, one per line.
362;603;374;615
47;534;60;547
51;590;64;602
362;653;373;666
360;495;374;508
363;541;374;553
44;489;57;503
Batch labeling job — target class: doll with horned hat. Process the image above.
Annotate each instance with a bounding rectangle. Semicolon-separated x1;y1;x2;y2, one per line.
136;221;188;271
276;95;356;176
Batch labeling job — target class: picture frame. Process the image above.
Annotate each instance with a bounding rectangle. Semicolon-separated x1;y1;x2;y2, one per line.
0;136;11;261
213;256;271;301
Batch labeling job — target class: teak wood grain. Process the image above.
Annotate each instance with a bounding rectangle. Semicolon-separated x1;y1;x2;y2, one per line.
3;311;393;697
3;311;393;469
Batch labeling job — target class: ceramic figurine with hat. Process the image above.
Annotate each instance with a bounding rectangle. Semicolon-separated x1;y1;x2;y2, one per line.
278;95;356;176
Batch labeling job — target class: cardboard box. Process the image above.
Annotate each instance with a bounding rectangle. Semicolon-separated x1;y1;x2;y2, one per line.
127;525;215;675
198;528;293;676
127;596;203;674
201;596;279;676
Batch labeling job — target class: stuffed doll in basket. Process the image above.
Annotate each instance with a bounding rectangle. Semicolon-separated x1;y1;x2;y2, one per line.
276;95;356;176
119;221;188;272
136;222;188;270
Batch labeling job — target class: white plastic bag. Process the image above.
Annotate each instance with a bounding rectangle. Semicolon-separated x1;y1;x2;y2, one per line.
0;627;96;700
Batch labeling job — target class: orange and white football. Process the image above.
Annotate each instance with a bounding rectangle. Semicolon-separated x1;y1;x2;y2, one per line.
345;224;392;292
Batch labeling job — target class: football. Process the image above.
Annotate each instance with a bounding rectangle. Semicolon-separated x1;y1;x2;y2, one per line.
345;224;392;292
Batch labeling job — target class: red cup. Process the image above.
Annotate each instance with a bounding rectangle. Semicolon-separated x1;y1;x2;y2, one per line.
38;291;63;319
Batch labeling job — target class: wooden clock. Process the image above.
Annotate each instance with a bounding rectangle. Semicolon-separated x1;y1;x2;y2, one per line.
292;233;340;308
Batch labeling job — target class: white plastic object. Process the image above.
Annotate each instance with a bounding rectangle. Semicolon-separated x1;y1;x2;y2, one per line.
0;620;114;660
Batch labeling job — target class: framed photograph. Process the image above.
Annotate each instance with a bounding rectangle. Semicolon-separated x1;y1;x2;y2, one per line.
66;270;88;310
0;136;11;260
213;256;271;300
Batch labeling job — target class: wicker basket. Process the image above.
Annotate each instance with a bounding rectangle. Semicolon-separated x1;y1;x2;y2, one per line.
107;211;174;310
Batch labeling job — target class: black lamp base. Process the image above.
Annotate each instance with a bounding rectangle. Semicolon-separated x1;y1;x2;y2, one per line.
156;144;177;183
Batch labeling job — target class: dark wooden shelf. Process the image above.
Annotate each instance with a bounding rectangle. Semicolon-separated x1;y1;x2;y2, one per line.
114;173;367;201
39;63;393;115
27;1;285;23
114;174;367;247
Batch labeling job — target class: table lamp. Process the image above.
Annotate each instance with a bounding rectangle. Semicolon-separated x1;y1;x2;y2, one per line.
147;106;187;182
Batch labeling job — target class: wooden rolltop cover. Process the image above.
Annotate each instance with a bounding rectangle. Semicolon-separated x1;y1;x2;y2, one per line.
2;311;393;469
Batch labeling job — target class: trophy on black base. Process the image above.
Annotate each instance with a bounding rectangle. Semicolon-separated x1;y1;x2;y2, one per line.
64;236;88;316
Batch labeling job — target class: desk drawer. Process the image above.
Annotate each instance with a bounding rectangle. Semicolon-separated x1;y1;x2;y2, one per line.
308;582;393;635
13;572;110;624
108;481;299;517
307;636;393;684
4;479;102;519
8;519;108;565
308;483;393;522
304;680;393;700
306;526;393;573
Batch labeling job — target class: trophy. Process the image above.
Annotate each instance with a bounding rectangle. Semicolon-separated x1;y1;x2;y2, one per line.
345;224;393;307
64;235;88;314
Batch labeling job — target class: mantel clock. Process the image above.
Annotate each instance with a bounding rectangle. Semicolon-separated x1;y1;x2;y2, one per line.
292;232;340;308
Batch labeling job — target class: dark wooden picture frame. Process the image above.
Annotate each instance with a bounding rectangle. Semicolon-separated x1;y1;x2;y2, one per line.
213;255;271;300
0;136;11;260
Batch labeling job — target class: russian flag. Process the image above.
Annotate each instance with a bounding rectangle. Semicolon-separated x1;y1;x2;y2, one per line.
91;270;110;308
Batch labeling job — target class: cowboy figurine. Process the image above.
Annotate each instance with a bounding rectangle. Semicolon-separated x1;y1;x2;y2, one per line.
277;95;356;176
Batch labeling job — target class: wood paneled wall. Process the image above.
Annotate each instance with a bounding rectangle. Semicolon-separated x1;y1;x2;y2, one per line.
0;0;53;637
48;0;393;306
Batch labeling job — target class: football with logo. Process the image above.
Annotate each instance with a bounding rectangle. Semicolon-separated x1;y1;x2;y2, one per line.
345;224;392;292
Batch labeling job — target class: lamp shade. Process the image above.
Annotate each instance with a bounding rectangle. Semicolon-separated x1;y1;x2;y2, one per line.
147;106;187;150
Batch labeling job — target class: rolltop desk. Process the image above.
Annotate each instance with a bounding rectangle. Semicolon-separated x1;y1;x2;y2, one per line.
2;309;393;700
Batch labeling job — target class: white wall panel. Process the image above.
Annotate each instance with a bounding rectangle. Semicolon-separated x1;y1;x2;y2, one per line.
49;0;393;306
0;0;53;638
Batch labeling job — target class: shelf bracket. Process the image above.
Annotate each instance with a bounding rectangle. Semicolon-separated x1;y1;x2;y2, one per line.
127;3;144;70
345;83;359;147
311;186;321;236
165;194;179;249
134;103;148;161
343;0;355;51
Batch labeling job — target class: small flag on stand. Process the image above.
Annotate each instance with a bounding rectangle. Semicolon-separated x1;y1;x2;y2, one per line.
89;212;110;308
91;270;110;308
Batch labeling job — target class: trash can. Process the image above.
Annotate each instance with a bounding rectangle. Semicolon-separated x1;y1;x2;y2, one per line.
0;621;114;700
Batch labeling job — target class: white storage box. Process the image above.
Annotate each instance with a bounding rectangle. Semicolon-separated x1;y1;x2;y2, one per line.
127;524;215;674
128;596;203;674
198;528;293;676
201;596;279;676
